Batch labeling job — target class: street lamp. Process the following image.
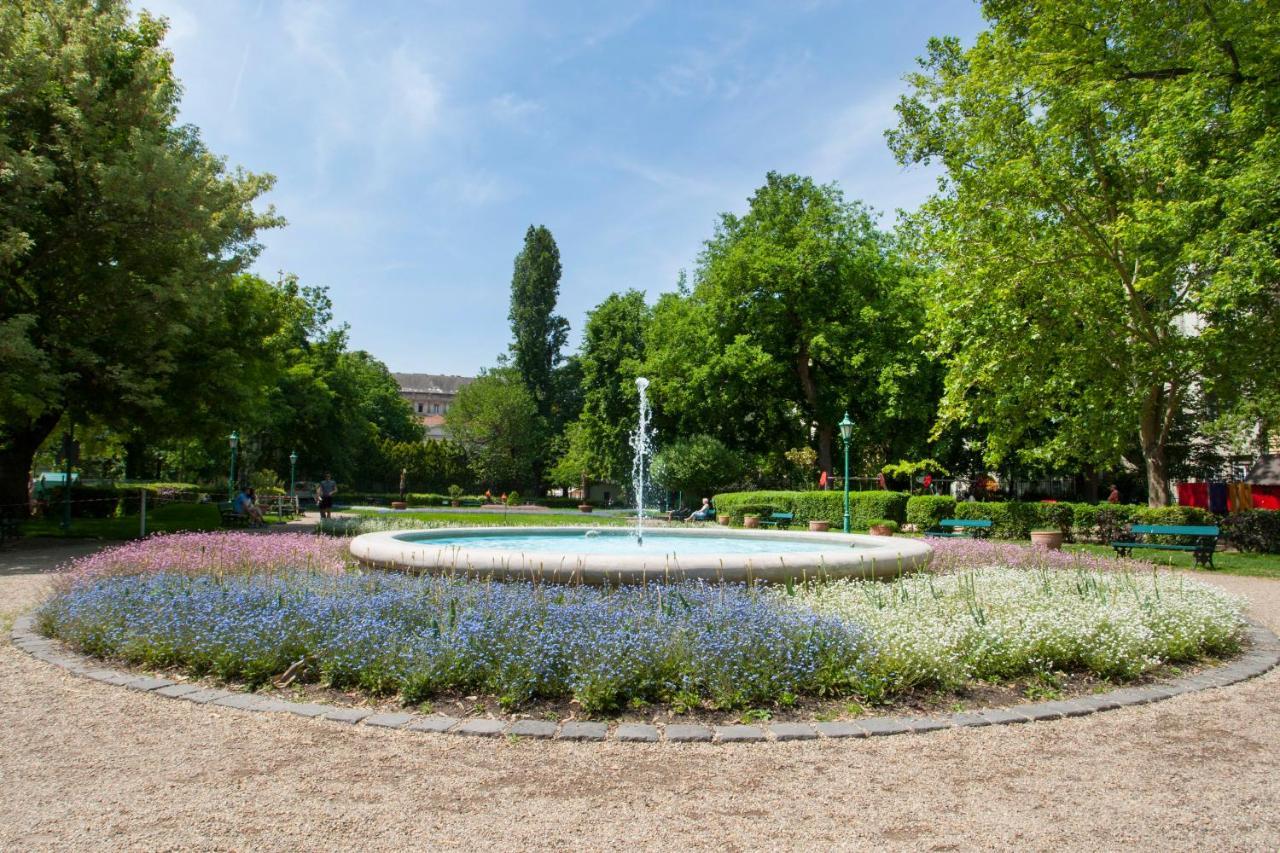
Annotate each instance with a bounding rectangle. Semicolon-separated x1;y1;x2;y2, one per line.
839;413;854;533
227;431;239;500
289;450;298;500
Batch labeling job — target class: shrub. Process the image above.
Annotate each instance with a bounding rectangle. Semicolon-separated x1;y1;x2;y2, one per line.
712;490;909;528
37;485;120;519
1071;503;1137;543
906;495;956;529
1036;502;1075;537
867;519;899;533
1221;510;1280;553
952;501;1041;539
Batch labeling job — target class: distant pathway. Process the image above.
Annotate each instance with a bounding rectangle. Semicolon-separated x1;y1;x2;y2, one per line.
1;539;1277;850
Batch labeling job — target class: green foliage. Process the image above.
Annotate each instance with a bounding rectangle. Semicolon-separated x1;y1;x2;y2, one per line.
445;368;540;490
651;435;743;502
952;502;1042;539
868;519;900;533
642;173;939;479
508;225;569;413
712;490;908;527
0;0;280;508
889;1;1280;505
1221;511;1280;554
905;495;956;529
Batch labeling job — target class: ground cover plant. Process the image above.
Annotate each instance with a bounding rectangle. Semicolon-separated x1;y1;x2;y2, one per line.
37;533;1249;716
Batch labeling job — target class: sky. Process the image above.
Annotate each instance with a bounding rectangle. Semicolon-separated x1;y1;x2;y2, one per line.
142;0;986;375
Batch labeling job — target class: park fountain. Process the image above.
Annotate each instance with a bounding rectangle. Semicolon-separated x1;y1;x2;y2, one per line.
349;377;933;583
631;376;654;545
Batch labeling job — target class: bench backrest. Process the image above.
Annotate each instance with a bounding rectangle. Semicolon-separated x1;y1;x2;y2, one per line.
770;512;795;520
937;519;992;528
1130;524;1219;537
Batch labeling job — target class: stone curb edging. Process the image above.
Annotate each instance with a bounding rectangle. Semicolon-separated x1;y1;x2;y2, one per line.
10;614;1280;745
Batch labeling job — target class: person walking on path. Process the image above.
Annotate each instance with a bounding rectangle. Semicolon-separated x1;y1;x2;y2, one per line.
317;473;338;519
1108;484;1121;504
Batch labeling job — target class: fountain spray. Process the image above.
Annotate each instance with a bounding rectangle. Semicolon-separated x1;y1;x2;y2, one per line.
631;376;654;545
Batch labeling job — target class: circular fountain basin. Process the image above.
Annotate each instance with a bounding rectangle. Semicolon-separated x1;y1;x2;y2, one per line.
349;526;933;584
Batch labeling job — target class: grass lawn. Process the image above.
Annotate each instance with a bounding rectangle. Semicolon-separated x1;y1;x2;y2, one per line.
19;503;225;539
1064;542;1280;580
349;509;639;527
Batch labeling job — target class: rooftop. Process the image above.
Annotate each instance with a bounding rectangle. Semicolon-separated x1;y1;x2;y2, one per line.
392;373;474;395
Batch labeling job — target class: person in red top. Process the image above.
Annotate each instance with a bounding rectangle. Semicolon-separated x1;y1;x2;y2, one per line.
1107;484;1121;504
818;470;829;490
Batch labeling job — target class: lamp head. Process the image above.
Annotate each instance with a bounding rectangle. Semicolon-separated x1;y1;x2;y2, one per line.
838;413;854;441
229;431;239;449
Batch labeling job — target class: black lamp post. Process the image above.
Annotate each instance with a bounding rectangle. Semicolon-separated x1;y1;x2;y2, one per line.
839;413;854;533
227;431;239;500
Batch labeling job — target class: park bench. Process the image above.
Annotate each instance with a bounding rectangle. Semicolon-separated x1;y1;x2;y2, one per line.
1110;524;1219;569
218;501;250;528
924;518;993;538
666;507;692;521
759;512;795;529
460;498;483;508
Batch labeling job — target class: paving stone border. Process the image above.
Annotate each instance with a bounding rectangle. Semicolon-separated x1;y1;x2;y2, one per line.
10;614;1279;745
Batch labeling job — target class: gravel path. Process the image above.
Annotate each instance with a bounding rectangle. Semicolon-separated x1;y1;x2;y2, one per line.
1;542;1277;851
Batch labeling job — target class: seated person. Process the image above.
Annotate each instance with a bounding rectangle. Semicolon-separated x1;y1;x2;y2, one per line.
686;497;715;522
233;487;266;526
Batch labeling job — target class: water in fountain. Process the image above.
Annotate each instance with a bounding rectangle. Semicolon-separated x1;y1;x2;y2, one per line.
631;376;655;545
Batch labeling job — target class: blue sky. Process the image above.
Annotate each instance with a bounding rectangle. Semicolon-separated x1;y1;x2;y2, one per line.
144;0;985;374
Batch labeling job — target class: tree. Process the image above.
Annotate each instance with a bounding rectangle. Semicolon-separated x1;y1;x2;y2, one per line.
0;1;278;507
651;435;743;503
508;226;569;415
444;368;540;490
556;290;651;487
888;1;1280;505
644;174;937;479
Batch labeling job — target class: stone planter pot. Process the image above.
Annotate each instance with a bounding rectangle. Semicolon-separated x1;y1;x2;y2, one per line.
808;520;831;532
717;514;730;526
1031;530;1064;550
390;501;407;510
578;504;594;513
743;515;760;529
869;524;895;537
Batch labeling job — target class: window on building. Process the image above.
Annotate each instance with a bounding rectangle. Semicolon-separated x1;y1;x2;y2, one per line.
417;403;423;413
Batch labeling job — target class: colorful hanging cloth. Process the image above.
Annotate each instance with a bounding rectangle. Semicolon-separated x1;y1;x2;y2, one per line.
1227;482;1254;512
1177;482;1209;509
1208;482;1229;515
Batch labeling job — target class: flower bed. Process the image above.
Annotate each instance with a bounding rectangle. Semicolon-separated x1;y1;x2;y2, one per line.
37;533;1248;716
55;532;351;588
37;573;868;714
779;567;1245;700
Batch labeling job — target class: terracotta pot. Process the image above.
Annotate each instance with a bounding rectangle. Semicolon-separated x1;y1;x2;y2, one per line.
1031;530;1064;550
450;500;460;507
717;514;730;526
390;501;407;510
578;504;594;513
743;515;760;529
869;524;895;536
808;520;831;532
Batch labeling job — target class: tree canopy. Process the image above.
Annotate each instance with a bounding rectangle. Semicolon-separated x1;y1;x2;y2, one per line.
888;0;1280;505
0;0;278;506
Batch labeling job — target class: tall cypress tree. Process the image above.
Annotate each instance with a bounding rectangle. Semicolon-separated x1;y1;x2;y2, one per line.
508;225;569;417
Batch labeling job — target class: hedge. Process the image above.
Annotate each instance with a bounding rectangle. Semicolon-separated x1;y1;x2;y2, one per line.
711;490;908;528
905;495;956;530
1220;510;1280;553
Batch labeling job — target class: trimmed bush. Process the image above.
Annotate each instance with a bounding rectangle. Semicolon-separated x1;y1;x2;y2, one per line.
1036;502;1075;537
1071;503;1137;543
712;490;909;528
1221;510;1280;553
952;501;1041;539
37;485;121;519
906;495;956;530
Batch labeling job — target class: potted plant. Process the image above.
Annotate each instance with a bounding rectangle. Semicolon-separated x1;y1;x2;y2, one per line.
868;519;899;536
808;519;831;532
742;513;761;529
447;485;463;507
390;499;407;510
578;502;594;513
717;513;730;525
1030;527;1064;550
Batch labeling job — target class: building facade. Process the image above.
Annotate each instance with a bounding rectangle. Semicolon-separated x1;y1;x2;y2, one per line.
392;373;474;441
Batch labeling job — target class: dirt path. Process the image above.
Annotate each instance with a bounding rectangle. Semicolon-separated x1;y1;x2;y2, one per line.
1;541;1277;851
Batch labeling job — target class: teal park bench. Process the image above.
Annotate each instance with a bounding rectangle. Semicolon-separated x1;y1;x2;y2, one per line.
1111;524;1219;569
759;512;794;529
924;519;993;539
218;501;250;527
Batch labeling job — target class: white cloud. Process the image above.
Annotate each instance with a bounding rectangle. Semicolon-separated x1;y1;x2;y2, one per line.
388;50;443;137
489;92;542;125
808;84;904;180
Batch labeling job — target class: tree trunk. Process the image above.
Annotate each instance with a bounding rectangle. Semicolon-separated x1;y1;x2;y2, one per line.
1139;384;1178;507
0;412;62;516
794;344;833;474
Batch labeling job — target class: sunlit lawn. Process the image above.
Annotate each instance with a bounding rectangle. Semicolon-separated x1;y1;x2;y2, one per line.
1063;542;1280;580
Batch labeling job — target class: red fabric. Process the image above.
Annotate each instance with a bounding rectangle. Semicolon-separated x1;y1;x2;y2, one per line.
1251;485;1280;510
1177;482;1209;509
922;474;932;489
819;471;828;489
